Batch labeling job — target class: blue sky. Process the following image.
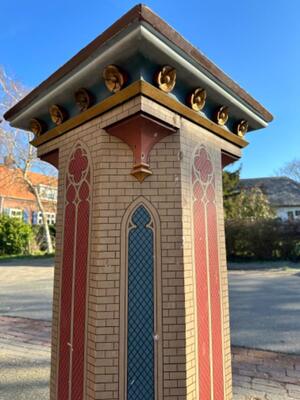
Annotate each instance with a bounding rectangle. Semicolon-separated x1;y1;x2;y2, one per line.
1;0;299;178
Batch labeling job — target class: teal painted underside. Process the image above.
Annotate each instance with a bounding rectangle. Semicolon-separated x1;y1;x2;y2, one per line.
41;52;240;133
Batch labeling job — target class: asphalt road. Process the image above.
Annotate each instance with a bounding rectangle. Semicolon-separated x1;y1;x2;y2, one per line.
2;258;299;355
0;339;50;400
0;258;54;321
229;269;300;354
0;258;53;400
1;258;300;399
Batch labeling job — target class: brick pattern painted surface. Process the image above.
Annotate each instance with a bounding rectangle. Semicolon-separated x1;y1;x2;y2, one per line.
36;96;241;400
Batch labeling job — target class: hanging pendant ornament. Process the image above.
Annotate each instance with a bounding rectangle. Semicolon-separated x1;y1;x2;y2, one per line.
188;88;207;111
49;105;67;126
236;120;249;137
103;65;126;93
155;65;176;93
215;105;229;126
29;118;46;137
74;88;93;112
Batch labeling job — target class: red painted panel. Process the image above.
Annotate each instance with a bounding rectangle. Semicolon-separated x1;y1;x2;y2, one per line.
58;144;91;400
193;148;212;398
193;146;224;399
207;183;224;400
71;184;90;400
193;181;211;399
58;184;76;400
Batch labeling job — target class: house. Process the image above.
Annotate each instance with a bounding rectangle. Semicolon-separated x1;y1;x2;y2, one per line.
239;177;300;220
0;164;57;225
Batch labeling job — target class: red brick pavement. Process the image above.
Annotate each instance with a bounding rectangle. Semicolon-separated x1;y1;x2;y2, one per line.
232;346;300;399
1;316;300;399
0;316;51;347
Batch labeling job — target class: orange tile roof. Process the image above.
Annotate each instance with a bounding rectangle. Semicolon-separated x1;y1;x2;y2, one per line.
0;165;57;201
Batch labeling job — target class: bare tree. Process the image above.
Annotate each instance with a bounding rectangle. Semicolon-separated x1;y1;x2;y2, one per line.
0;66;55;253
277;159;300;183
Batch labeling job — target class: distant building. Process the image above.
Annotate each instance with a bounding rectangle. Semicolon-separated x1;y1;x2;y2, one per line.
239;177;300;221
0;164;57;224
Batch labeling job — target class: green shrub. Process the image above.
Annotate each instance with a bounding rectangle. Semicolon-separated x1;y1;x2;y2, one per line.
0;215;33;255
226;219;300;261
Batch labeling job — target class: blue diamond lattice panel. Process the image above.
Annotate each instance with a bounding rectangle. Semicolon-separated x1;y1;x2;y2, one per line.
127;205;154;400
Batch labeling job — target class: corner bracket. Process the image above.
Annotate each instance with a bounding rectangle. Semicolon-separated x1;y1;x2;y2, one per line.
104;112;177;182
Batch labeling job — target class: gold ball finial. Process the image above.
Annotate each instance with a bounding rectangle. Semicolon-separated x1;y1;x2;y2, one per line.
236;120;249;137
49;105;67;126
215;106;229;126
155;65;176;93
29;118;45;137
103;65;126;93
188;88;207;111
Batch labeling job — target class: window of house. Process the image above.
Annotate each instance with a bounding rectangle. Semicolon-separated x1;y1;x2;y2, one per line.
9;208;23;219
287;211;294;220
295;210;300;217
37;212;56;225
38;185;57;201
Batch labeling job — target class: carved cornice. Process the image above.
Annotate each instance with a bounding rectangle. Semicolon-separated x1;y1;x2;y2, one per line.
31;81;248;149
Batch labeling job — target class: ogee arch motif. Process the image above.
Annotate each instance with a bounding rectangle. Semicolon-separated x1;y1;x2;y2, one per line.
192;145;224;400
57;142;92;400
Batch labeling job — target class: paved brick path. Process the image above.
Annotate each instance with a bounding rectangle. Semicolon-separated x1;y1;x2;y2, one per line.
232;347;300;399
1;316;300;399
0;316;51;347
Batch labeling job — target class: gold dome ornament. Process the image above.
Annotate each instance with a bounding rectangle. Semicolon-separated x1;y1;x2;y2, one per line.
103;65;126;93
155;65;176;93
75;88;93;112
29;118;46;137
188;88;207;111
215;106;229;126
49;105;67;125
236;120;249;137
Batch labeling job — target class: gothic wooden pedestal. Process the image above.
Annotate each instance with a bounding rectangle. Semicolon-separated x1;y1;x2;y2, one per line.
4;5;272;400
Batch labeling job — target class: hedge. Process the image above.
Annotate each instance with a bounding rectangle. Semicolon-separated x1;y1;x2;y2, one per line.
0;215;56;256
0;215;33;255
225;219;300;261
